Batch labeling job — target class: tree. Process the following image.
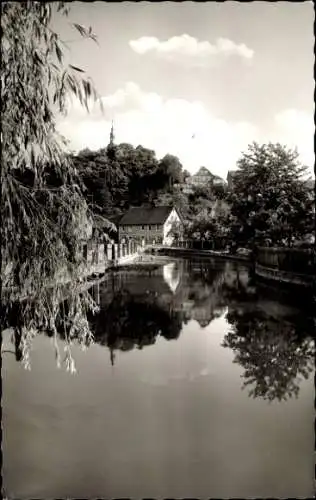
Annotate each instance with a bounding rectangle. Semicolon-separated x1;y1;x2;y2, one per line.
73;143;185;213
227;142;314;248
223;307;315;401
73;148;128;217
182;169;191;182
154;189;190;218
157;154;183;188
1;1;106;370
86;289;183;363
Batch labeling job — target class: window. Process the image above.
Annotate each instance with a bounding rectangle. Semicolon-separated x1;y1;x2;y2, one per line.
149;225;151;230
142;225;145;230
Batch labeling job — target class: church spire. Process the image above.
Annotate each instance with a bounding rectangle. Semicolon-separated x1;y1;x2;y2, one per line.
107;120;116;161
110;346;116;367
109;120;115;147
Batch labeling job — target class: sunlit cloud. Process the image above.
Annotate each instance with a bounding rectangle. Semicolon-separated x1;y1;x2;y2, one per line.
57;82;313;178
129;34;254;66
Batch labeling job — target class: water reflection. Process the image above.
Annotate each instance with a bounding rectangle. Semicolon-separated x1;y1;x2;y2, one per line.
162;262;181;293
3;258;315;402
81;259;315;402
223;308;315;401
90;289;183;362
88;260;228;360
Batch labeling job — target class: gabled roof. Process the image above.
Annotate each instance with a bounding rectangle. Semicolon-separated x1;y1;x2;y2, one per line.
118;206;177;226
194;167;225;183
194;166;213;177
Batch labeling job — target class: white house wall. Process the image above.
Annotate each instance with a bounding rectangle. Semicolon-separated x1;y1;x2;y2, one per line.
163;208;181;246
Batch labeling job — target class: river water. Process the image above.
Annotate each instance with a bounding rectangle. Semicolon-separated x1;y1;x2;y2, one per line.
2;258;315;498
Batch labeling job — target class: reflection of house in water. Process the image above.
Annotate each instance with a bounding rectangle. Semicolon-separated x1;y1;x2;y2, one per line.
180;265;227;328
101;261;185;308
91;260;232;358
162;262;181;293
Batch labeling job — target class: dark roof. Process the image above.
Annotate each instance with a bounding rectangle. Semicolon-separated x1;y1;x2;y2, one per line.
106;214;123;226
119;206;176;226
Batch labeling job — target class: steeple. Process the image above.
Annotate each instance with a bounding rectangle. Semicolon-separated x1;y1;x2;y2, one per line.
109;120;115;147
107;120;116;161
110;346;116;366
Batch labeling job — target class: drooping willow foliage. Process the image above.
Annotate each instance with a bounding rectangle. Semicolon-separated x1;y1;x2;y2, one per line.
1;1;107;370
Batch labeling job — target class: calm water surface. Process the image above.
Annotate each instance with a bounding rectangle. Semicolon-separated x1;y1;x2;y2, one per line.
2;258;315;498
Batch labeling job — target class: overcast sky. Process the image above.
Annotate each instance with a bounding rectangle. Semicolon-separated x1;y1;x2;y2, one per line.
53;1;314;178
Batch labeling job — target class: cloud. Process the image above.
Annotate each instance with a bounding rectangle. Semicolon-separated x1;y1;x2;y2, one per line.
274;109;314;169
57;82;258;178
57;83;314;178
129;34;254;66
101;81;163;113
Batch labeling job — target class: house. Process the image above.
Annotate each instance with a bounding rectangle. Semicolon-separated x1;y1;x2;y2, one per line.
188;166;214;187
182;167;225;194
118;205;183;246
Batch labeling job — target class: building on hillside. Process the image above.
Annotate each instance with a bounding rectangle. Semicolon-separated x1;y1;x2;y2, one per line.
118;205;183;246
227;170;238;190
189;166;214;186
182;166;225;194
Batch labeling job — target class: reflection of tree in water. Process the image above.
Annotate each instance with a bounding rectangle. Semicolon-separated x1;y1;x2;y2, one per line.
182;260;227;327
89;290;182;364
220;265;257;303
5;257;313;387
223;308;315;401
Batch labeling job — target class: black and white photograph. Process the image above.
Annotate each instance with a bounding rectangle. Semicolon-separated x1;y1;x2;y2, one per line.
1;1;315;498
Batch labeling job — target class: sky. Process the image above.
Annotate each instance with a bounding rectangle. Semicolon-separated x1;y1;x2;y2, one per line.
53;1;314;178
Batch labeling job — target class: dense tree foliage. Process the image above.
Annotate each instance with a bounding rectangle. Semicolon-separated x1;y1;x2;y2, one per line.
1;1;106;369
89;290;182;357
73;135;233;246
227;142;314;249
73;144;189;219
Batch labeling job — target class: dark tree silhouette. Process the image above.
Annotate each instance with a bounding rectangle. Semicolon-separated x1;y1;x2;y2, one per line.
87;290;183;363
223;308;315;401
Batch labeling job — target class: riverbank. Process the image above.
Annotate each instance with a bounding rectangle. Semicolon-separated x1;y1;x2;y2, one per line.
145;245;251;263
255;263;314;290
2;251;140;303
255;246;315;291
145;245;314;291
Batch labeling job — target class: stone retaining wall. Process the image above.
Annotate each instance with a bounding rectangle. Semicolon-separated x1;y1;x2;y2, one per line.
255;263;314;289
255;247;315;289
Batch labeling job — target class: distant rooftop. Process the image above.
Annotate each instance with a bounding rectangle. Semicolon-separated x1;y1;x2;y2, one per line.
119;206;176;225
192;166;225;183
194;166;213;177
